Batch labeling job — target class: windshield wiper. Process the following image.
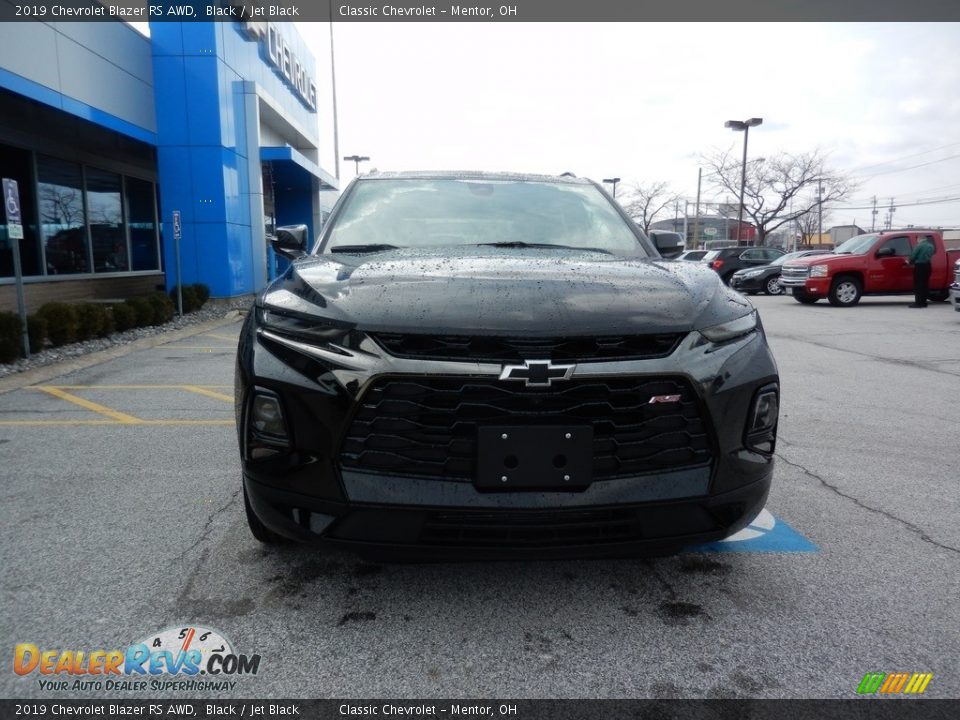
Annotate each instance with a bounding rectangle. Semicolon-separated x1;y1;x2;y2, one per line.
329;244;400;254
477;241;610;254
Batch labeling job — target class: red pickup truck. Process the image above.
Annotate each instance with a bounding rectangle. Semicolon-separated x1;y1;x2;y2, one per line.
778;230;960;306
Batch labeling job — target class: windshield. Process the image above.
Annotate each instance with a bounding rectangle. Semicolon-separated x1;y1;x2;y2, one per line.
833;234;879;255
321;178;647;256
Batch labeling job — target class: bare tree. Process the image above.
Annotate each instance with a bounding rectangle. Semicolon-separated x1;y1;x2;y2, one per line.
793;206;830;247
618;181;679;234
701;148;854;245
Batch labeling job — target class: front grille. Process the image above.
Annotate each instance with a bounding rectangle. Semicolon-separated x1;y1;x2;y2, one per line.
339;376;713;480
781;266;809;280
370;333;683;362
422;508;644;547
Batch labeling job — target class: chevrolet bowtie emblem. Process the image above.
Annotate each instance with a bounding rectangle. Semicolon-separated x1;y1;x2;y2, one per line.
499;360;576;387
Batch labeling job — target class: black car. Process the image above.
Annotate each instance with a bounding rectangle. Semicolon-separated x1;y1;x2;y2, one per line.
236;171;779;558
730;249;833;296
703;246;786;285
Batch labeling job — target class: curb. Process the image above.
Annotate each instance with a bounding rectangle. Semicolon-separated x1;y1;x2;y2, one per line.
0;311;244;396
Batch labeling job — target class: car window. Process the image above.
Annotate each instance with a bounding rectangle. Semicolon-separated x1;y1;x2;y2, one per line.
323;178;648;256
740;248;765;260
702;251;720;262
761;248;784;260
879;236;912;257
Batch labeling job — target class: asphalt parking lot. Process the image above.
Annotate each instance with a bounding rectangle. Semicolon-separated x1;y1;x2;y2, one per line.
1;296;958;700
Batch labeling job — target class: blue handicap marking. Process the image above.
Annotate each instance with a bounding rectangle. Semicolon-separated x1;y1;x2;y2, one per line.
691;508;818;553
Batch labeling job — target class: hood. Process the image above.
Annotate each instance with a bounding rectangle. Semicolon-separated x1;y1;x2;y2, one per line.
261;247;752;336
783;254;838;268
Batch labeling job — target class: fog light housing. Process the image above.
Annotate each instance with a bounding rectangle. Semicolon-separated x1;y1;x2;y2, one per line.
246;389;290;460
745;384;779;454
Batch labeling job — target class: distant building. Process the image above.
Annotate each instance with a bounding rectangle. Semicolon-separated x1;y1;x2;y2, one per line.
829;225;865;245
647;216;756;247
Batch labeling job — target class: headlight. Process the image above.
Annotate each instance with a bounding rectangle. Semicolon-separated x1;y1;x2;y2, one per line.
809;264;828;277
699;310;758;343
742;269;763;278
257;305;353;345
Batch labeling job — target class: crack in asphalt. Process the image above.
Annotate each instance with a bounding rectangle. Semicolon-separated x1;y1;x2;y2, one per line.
168;489;242;569
768;332;960;378
775;451;960;556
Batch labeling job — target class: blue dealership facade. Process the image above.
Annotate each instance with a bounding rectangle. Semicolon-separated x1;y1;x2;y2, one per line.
0;19;337;311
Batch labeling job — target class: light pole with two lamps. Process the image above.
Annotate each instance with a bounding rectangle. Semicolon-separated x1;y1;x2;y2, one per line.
344;155;370;176
724;117;762;244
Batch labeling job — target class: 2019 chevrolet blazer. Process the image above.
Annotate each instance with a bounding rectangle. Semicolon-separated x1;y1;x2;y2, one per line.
235;171;779;557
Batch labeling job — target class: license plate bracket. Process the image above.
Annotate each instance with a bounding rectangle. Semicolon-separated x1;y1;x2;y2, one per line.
476;425;594;490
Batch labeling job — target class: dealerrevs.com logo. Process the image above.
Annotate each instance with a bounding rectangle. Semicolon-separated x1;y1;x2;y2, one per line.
13;625;261;693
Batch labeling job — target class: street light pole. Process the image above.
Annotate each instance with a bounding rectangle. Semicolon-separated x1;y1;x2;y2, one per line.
602;177;620;198
724;117;763;245
343;155;370;175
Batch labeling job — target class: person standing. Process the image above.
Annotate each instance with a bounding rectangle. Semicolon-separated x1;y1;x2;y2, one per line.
906;236;935;308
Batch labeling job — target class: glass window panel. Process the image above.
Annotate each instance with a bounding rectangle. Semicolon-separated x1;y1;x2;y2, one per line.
0;143;41;277
87;168;127;273
126;177;159;271
38;155;88;275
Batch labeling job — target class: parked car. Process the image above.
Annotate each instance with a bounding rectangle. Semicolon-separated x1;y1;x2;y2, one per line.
702;246;786;285
949;258;960;312
730;249;832;296
236;171;779;557
779;230;960;306
676;250;708;262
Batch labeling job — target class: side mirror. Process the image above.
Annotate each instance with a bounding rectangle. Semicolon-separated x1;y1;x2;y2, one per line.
649;231;684;259
876;246;895;258
271;224;309;260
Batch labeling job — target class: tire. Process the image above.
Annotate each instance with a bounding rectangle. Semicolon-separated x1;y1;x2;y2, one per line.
928;290;950;302
827;276;863;307
765;275;784;295
792;289;819;305
244;487;288;545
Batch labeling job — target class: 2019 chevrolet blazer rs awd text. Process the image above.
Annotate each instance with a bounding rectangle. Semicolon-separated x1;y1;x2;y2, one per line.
235;172;779;557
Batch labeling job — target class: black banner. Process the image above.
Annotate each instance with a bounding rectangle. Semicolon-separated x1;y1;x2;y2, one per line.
1;0;960;22
0;700;958;720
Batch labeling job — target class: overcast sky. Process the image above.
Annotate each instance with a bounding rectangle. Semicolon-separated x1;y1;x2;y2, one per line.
296;21;960;230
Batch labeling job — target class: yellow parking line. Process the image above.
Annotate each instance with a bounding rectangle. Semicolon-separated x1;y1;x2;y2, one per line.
202;333;238;342
0;419;234;427
48;385;232;390
182;385;234;403
34;386;142;424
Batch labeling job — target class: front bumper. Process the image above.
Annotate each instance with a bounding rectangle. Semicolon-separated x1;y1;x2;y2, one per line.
778;275;829;296
236;314;779;555
730;274;765;292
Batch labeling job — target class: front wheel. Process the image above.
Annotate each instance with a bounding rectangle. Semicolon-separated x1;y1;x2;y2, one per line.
828;276;863;307
792;289;819;304
928;290;950;302
765;275;784;295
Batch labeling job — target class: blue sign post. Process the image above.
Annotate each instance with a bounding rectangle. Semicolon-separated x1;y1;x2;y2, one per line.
2;178;29;358
172;210;183;317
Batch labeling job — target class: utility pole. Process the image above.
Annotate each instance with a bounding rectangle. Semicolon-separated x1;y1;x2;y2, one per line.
817;179;823;245
692;168;702;250
871;196;877;232
887;198;896;229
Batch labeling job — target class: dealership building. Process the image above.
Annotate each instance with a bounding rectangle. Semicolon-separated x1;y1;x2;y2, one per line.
0;19;337;312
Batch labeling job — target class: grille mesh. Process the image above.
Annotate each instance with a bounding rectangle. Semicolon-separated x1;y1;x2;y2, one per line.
370;333;683;362
339;376;712;480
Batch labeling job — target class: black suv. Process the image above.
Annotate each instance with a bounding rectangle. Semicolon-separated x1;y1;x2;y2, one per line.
703;246;786;285
236;172;779;557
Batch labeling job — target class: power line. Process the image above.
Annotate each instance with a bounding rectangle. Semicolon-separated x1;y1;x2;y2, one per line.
833;194;960;211
843;141;960;174
852;152;960;180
